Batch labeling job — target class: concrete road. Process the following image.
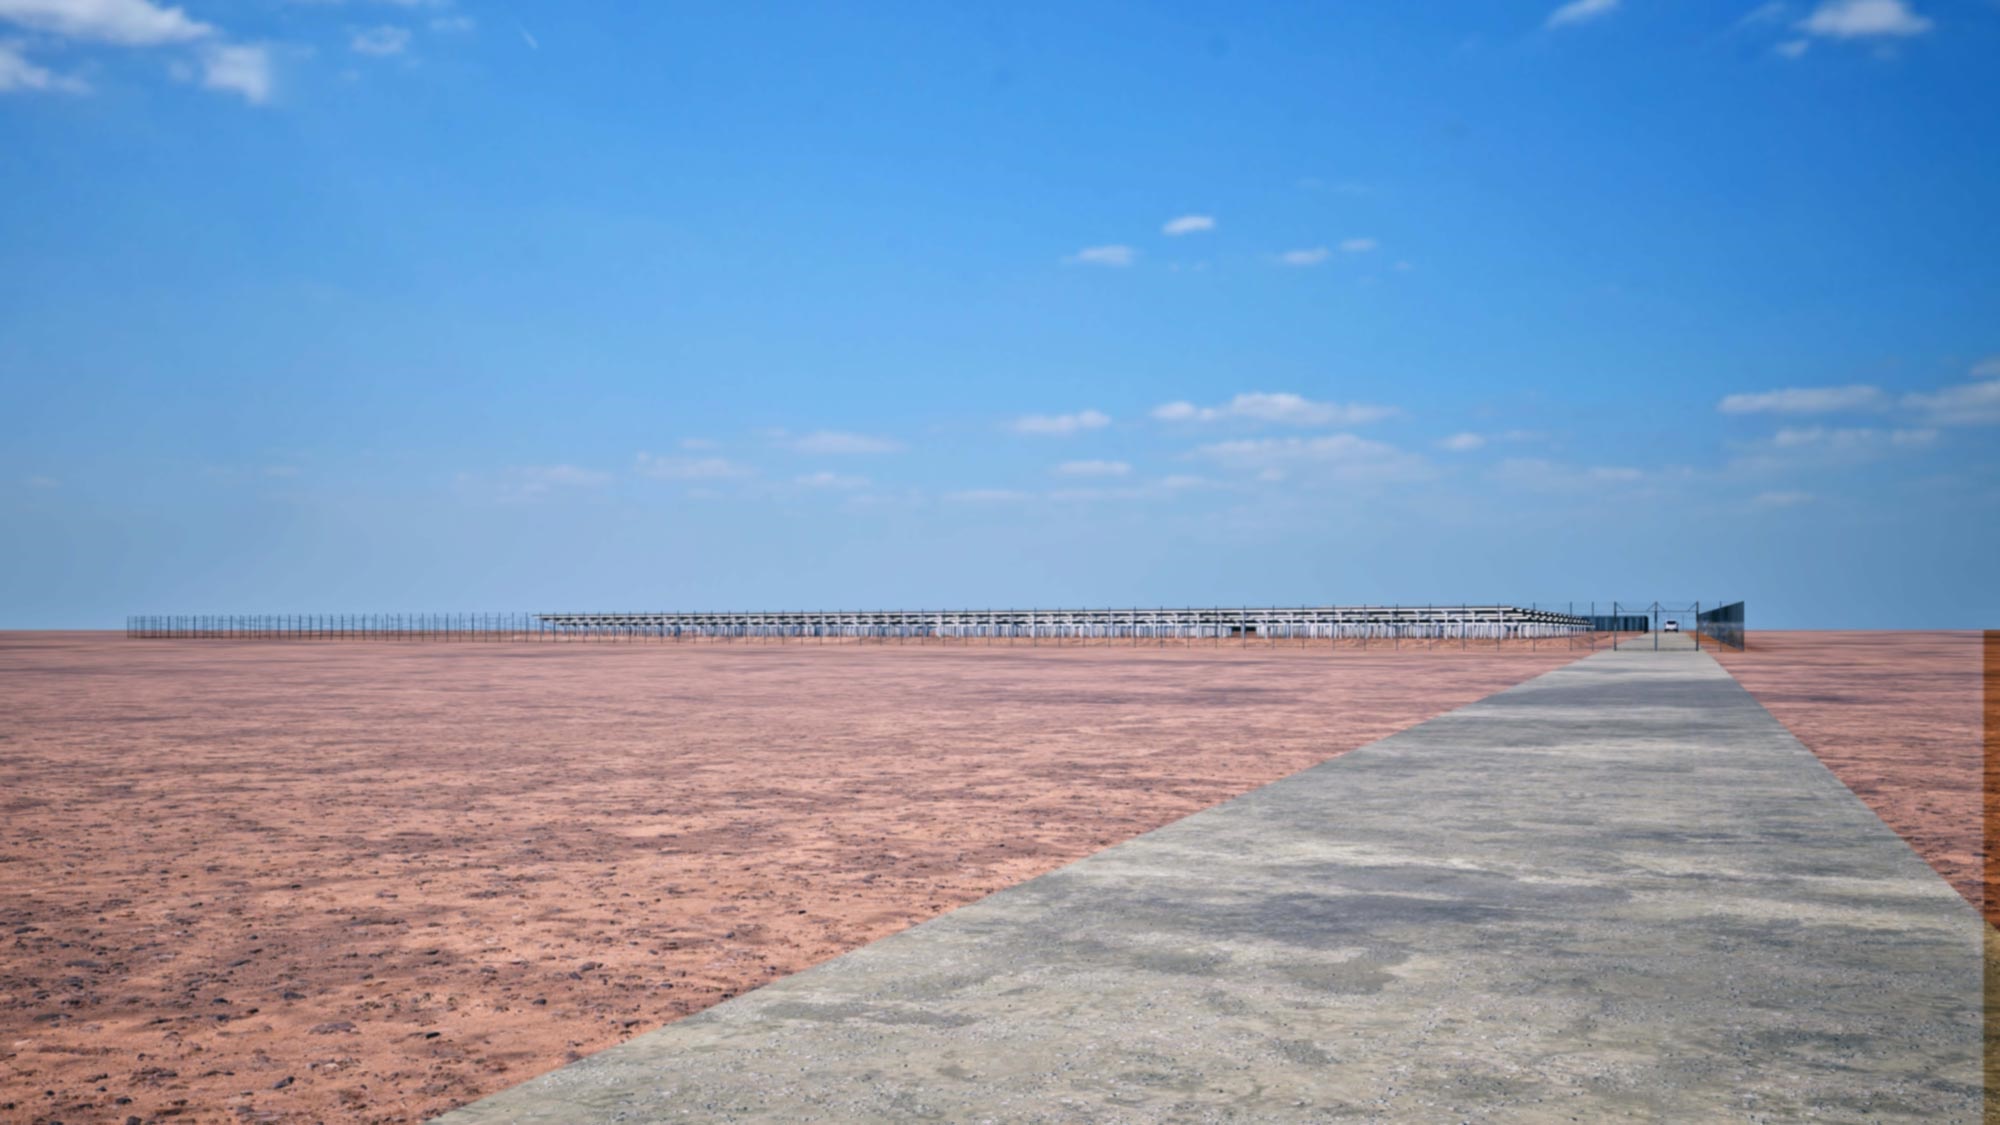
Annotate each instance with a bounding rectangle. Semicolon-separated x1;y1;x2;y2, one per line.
434;649;1985;1123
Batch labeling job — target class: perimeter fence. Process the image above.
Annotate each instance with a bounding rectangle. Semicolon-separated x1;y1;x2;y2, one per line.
125;605;1658;651
1696;601;1747;650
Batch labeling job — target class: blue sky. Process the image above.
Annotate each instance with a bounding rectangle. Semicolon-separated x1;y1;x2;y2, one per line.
2;0;1996;628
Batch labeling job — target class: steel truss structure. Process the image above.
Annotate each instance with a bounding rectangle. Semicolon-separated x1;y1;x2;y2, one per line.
535;604;1593;641
129;604;1613;643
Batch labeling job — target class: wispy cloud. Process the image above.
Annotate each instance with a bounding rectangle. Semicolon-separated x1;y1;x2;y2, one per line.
1491;458;1650;491
0;38;86;91
1276;247;1329;267
1339;237;1378;254
0;0;274;103
1065;244;1135;267
1437;432;1487;452
1798;0;1931;38
350;24;410;55
1162;214;1215;236
429;14;472;32
785;430;903;455
466;463;609;502
1193;434;1430;483
1152;392;1396;427
1717;384;1885;414
197;42;271;103
517;464;608;488
1547;0;1619;28
0;0;211;45
1770;425;1936;449
634;452;751;479
1053;459;1131;477
796;470;869;490
1902;376;2000;426
1011;409;1110;436
24;473;61;488
946;488;1030;503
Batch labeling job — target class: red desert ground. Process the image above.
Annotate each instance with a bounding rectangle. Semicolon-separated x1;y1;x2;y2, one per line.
0;632;1981;1124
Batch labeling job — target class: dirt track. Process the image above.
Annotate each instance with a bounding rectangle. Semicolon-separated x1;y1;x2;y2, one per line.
0;634;1580;1124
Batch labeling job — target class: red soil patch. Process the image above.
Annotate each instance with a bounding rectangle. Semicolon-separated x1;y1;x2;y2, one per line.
0;633;1579;1124
1710;630;1986;923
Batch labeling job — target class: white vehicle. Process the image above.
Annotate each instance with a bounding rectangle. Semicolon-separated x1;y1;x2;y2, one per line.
1663;620;1681;633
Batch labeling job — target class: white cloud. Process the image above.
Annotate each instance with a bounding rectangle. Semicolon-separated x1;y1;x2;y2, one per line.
518;25;537;49
1547;0;1619;28
470;463;609;501
1799;0;1931;38
1193;433;1430;483
200;42;271;103
947;488;1029;503
0;0;211;45
1717;384;1884;414
796;470;868;489
350;24;410;55
1011;409;1110;436
453;464;609;503
1065;244;1135;267
1053;459;1131;477
1162;214;1215;236
1438;432;1486;452
520;464;608;487
1769;425;1937;451
1776;38;1811;57
25;473;61;488
429;14;473;32
1340;237;1378;254
1902;378;2000;426
1162;474;1208;490
678;437;717;450
0;0;279;105
1724;423;1936;480
788;430;902;455
0;38;86;91
1047;484;1158;503
634;452;750;479
1276;247;1329;267
1492;458;1649;491
1151;392;1397;427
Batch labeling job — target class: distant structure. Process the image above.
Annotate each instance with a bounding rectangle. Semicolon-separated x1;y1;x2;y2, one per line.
127;602;1746;649
535;604;1589;641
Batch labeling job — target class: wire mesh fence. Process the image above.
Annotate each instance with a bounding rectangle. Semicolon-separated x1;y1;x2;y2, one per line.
123;604;1720;651
1696;601;1747;650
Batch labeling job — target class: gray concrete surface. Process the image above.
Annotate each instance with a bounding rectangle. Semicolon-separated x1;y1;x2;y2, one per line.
434;650;1986;1123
